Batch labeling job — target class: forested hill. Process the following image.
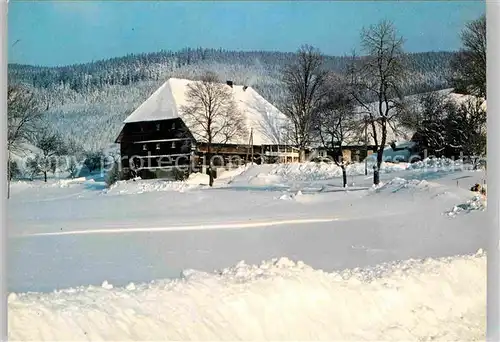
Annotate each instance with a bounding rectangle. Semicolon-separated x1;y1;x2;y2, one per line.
8;48;457;152
9;49;455;94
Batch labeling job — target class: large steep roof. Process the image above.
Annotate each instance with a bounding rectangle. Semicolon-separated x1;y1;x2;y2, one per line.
123;78;289;146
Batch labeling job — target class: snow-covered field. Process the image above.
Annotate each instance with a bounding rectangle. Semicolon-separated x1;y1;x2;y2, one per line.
7;159;488;340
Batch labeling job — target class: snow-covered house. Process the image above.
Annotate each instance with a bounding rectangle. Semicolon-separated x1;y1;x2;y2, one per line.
310;89;486;164
115;78;299;179
309;105;416;164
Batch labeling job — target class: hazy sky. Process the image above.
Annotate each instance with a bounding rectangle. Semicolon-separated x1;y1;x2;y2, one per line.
8;1;485;67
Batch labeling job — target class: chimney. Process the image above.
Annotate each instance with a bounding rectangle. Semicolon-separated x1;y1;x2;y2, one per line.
243;86;248;91
226;80;233;88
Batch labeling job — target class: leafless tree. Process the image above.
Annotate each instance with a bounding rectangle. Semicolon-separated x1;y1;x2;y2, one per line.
8;84;45;153
281;45;329;161
180;72;247;186
7;84;46;197
315;76;357;187
349;20;407;185
31;130;66;182
450;15;486;98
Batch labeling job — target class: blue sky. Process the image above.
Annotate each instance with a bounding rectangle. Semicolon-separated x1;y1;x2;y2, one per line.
8;1;485;67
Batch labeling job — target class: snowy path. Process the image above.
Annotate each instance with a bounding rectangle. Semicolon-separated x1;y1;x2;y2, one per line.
9;205;485;293
13;217;342;237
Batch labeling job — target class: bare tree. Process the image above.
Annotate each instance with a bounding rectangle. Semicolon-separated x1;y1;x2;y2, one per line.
31;131;66;182
7;84;46;197
349;20;407;185
180;72;247;186
450;15;486;98
281;45;329;161
315;76;357;187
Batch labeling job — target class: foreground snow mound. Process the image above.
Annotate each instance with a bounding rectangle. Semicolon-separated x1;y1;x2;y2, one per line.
9;254;485;341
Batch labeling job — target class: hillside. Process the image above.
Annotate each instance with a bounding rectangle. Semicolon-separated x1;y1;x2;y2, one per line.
8;49;456;152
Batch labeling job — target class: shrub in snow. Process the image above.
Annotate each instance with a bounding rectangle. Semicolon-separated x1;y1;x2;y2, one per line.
83;151;105;174
172;167;189;181
105;161;123;188
25;156;42;180
8;160;21;180
66;158;80;179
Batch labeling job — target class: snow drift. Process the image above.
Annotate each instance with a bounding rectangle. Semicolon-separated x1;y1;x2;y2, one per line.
268;161;408;182
263;157;469;183
104;172;209;195
104;166;249;195
9;253;485;341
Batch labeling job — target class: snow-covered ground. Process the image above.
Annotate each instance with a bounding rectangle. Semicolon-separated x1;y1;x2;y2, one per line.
9;253;485;341
7;159;488;340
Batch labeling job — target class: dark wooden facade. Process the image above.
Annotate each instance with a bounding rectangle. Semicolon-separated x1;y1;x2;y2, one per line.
311;145;377;163
115;118;195;179
115;118;299;179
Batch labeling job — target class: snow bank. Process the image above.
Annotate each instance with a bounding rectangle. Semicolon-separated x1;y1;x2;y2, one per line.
373;177;435;193
55;177;87;188
104;172;210;195
446;195;487;217
267;161;407;182
105;179;199;195
103;166;251;195
8;253;485;341
262;157;472;183
408;157;469;171
217;164;252;181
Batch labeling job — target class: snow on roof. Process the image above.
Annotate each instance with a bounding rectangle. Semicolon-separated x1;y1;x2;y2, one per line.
124;78;290;146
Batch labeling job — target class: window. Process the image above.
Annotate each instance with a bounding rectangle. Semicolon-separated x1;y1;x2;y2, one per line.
171;141;176;148
143;144;147;151
156;143;160;150
156;123;161;131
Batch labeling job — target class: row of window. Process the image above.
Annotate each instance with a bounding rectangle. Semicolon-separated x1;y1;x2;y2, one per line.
156;122;176;131
139;122;176;133
143;141;177;151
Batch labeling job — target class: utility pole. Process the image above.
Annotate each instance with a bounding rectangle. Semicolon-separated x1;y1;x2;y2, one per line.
364;116;368;176
246;128;254;164
250;128;254;164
